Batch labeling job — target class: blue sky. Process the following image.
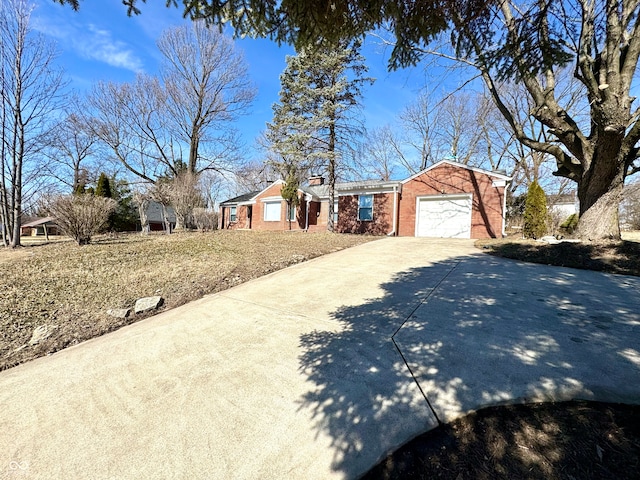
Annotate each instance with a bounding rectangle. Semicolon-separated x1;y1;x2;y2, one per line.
31;0;433;162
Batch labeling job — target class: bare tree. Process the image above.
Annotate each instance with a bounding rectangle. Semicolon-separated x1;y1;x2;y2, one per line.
435;92;485;165
360;125;404;180
165;171;203;230
89;74;178;183
43;103;100;193
158;22;256;175
398;91;444;172
443;0;640;240
0;0;65;247
89;22;255;188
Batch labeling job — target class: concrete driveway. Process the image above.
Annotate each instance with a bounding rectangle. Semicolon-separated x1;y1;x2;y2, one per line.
1;238;639;479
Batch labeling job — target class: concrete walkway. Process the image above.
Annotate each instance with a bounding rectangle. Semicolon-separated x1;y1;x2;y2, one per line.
1;238;639;479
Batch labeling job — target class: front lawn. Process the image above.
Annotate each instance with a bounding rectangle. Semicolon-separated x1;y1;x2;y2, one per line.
0;230;376;370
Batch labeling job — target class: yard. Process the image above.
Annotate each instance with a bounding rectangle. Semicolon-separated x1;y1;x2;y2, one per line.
2;230;639;479
0;230;375;371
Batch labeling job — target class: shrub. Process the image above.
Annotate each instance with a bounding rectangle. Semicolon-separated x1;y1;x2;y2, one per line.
193;208;218;232
523;180;548;239
560;213;579;234
45;195;117;245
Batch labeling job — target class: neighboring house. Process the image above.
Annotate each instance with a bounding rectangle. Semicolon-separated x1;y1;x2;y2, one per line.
547;193;579;219
144;201;177;232
20;217;60;237
219;160;511;239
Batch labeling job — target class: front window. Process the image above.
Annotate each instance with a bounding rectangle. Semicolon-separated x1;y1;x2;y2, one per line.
264;201;281;221
230;206;237;222
358;194;373;221
333;200;339;224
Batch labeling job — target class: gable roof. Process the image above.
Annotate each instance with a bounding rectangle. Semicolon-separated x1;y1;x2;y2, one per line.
220;191;261;206
401;160;512;184
21;217;57;228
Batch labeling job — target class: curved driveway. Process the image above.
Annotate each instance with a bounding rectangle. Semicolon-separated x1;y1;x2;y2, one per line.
1;238;639;479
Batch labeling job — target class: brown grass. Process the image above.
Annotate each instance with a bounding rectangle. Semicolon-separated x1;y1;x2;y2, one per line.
0;230;376;371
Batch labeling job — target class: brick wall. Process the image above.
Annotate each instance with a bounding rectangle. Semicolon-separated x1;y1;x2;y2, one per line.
336;193;394;235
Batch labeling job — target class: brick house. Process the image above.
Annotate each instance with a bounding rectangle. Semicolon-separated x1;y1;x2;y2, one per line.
219;160;510;239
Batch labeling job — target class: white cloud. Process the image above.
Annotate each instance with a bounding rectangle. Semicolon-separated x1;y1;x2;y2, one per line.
32;15;143;74
80;24;144;73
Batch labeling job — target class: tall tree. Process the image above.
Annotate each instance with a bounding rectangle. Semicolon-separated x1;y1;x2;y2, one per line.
89;22;254;184
1;0;65;247
43;103;100;194
158;22;256;175
444;1;640;240
267;41;373;231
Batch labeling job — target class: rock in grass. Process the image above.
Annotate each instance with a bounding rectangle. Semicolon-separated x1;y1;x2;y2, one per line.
29;325;57;345
134;296;164;314
106;308;131;319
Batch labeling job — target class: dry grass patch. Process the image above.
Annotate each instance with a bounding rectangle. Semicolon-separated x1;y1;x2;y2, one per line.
0;230;376;370
476;232;640;276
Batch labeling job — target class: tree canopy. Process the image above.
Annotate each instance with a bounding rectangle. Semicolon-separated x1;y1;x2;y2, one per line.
54;0;487;69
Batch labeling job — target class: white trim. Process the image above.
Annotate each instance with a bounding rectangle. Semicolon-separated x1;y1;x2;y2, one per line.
337;187;400;196
260;196;284;203
402;160;512;185
414;193;473;238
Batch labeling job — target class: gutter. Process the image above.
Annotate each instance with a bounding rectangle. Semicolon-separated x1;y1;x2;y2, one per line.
304;194;311;231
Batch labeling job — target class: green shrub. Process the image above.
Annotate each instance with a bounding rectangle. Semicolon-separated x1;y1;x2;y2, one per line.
523;180;548;239
560;213;579;234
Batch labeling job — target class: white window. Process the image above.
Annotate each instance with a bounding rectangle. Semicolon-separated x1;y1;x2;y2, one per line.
264;201;281;221
333;200;339;224
230;206;237;222
358;194;373;221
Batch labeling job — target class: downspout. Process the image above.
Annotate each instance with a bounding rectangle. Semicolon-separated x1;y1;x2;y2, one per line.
304;194;311;231
387;185;399;236
502;182;509;238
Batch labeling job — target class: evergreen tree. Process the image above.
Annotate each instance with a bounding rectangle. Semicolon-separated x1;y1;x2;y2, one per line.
266;40;373;231
523;180;548;239
281;169;300;230
95;173;112;198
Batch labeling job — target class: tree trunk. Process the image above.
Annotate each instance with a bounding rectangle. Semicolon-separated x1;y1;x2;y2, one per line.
574;144;625;241
327;123;336;233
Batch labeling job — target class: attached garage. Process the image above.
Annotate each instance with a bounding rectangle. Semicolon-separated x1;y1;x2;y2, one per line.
399;161;510;239
415;194;472;238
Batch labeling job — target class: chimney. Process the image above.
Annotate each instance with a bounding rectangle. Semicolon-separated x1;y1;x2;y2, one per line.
308;175;325;186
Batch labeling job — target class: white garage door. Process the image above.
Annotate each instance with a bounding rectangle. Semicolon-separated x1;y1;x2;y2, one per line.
416;194;472;238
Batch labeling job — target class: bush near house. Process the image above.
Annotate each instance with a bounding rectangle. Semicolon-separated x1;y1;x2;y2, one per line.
523;181;548;239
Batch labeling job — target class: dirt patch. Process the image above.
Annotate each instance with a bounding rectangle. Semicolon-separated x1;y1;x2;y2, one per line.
475;235;640;276
363;401;640;480
0;230;376;371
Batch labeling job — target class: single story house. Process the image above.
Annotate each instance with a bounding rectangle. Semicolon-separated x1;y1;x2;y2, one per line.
144;201;177;232
20;217;60;237
219;160;511;239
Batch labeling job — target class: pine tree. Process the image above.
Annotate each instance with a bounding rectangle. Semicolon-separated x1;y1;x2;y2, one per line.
523;180;548;239
95;173;112;198
281;169;300;230
266;40;373;231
